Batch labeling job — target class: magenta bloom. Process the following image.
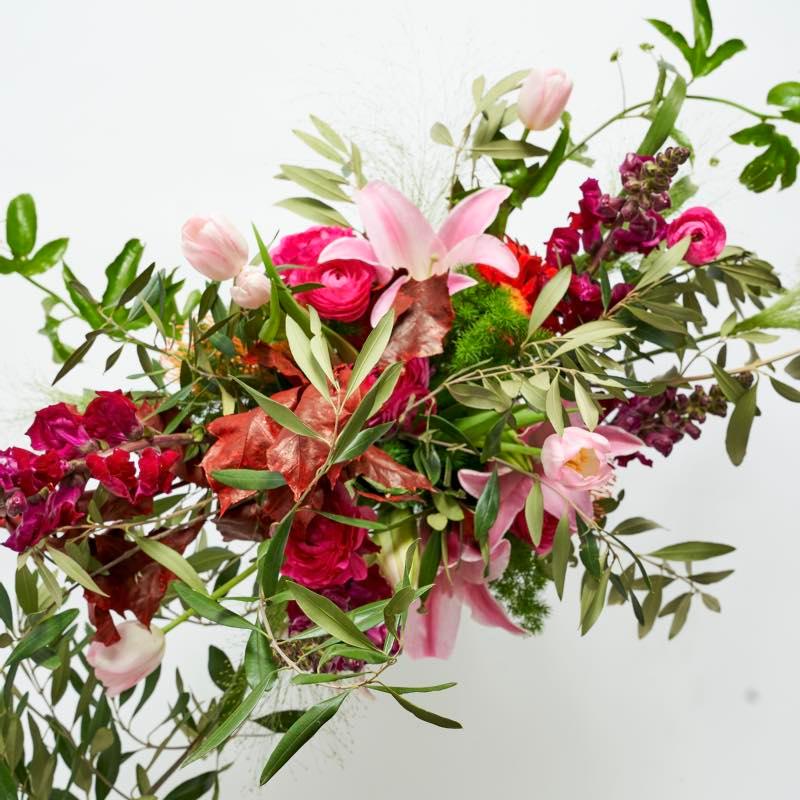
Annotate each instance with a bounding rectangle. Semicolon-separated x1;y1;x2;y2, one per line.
613;209;667;254
370;358;431;426
26;403;90;457
666;206;727;265
86;448;179;505
317;181;518;325
83;390;141;446
4;484;83;552
0;447;66;495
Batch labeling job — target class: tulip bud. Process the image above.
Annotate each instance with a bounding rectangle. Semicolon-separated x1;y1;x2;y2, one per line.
230;266;271;309
517;67;573;132
86;621;165;697
181;214;248;281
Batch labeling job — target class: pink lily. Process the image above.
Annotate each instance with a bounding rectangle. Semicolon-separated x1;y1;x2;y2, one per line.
318;180;519;325
459;422;643;536
404;527;524;660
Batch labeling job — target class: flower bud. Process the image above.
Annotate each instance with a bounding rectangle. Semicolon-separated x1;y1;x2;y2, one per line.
181;215;248;281
230;266;271;309
86;621;165;697
517;68;573;131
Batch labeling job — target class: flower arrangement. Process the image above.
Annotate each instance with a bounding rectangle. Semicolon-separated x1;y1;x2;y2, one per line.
1;1;799;796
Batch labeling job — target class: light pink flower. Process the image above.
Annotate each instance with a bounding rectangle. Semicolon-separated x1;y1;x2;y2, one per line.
518;67;573;131
666;206;727;266
181;215;248;281
404;527;523;660
317;181;518;325
86;621;165;697
230;266;271;309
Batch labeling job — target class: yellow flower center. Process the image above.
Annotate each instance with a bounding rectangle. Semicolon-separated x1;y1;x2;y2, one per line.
564;447;602;477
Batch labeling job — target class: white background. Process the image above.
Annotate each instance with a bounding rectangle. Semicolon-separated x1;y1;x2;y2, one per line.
1;1;799;798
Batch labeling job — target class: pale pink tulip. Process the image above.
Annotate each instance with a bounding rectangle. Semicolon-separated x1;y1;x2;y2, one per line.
230;266;271;309
317;181;518;325
181;214;248;281
86;621;165;697
518;68;573;131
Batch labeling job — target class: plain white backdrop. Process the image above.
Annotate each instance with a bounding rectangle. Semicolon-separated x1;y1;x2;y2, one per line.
1;1;799;797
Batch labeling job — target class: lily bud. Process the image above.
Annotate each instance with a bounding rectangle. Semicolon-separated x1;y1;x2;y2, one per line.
86;621;165;697
517;67;573;131
230;266;271;309
181;214;248;281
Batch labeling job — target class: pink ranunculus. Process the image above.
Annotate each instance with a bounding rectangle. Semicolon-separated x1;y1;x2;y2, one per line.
26;403;90;457
86;620;165;697
369;357;431;426
666;206;727;266
230;266;271;309
517;67;573;131
272;226;363;269
181;214;248;281
317;181;518;325
284;261;376;323
282;484;373;589
83;390;141;446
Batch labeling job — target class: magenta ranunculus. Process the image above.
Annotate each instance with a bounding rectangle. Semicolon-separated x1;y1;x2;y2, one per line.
282;484;373;589
83;390;141;446
26;403;90;457
666;206;727;266
285;261;376;323
271;225;356;267
370;357;431;426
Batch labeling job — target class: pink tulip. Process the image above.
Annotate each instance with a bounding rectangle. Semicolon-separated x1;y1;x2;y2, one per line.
517;67;573;131
86;621;165;697
666;206;727;266
230;266;271;309
181;215;248;281
317;181;518;325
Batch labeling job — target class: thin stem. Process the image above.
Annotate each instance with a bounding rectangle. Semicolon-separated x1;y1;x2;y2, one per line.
685;94;781;121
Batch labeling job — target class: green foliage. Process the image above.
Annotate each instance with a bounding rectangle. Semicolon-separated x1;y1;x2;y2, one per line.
490;537;549;634
442;275;529;373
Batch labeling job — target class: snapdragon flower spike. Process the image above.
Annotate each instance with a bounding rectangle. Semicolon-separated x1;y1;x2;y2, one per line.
317;180;519;325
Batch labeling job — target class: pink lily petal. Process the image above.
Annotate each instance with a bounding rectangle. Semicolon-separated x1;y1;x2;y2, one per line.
459;581;525;635
459;467;532;547
458;538;512;584
369;275;410;327
404;575;462;660
355;181;442;281
595;424;644;457
439;233;519;278
447;272;478;294
540;478;591;528
437;186;512;250
318;236;394;286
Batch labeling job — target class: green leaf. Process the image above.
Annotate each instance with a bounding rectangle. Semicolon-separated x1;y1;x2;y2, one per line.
102;239;144;306
638;73;687;156
381;685;462;729
551;516;571;600
27;237;69;275
611;517;661;536
346;309;395;401
528;122;569;197
383;585;417;639
784;354;800;379
528;266;571;333
135;537;206;593
285;581;379;650
767;81;800;109
258;512;295;600
770;377;800;402
331;421;393;463
580;570;609;636
669;593;692;639
173;583;261;632
524;481;544;548
647;19;693;64
691;0;713;55
6;194;37;257
309;115;347;152
245;627;277;689
314;511;387;531
430;122;454;146
253;709;305;733
710;362;745;403
163;771;216;800
260;693;349;785
473;469;500;566
648;541;735;561
211;468;287;491
279;164;351;203
637;236;691;288
372;682;457;696
5;608;79;668
0;584;12;629
276;197;350;228
52;333;95;385
63;264;104;328
185;673;274;764
573;376;599;431
545;375;564;435
471;140;548;159
725;384;757;465
699;39;746;76
15;564;39;614
45;545;108;596
690;569;734;585
293;129;347;164
235;378;323;439
284;315;331;399
208;645;235;690
0;761;18;799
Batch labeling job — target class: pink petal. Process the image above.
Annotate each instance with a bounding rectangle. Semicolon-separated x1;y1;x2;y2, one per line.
440;233;519;278
460;581;525;635
458;537;512;584
355;181;441;280
369;275;410;327
595;424;644;457
540;479;591;528
437;186;512;250
404;575;462;659
447;272;478;294
318;237;394;286
459;467;531;547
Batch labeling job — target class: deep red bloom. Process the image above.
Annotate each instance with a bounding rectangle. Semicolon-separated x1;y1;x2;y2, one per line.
86;448;179;506
83;390;141;445
4;484;84;552
0;447;66;496
510;508;559;555
26;403;90;457
545;225;581;268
